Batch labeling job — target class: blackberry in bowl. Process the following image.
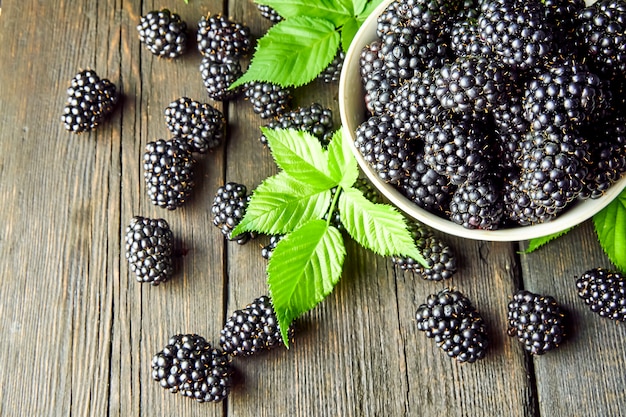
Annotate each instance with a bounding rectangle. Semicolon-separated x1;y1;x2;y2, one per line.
339;0;626;241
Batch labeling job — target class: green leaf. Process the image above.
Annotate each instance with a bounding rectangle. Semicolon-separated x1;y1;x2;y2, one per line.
231;17;340;88
351;0;369;15
255;0;352;26
340;17;360;52
232;172;332;236
268;220;346;346
262;127;337;189
327;129;358;188
338;187;427;266
357;0;385;24
593;191;626;273
524;228;574;253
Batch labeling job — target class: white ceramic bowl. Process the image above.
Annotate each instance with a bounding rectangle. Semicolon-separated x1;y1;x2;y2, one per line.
339;0;626;241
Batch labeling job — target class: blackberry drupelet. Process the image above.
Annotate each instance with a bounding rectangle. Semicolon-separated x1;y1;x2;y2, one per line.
319;50;346;83
164;97;225;153
415;288;488;363
576;268;626;321
151;334;233;402
260;104;334;147
243;81;292;119
449;176;504;230
261;235;284;260
220;295;291;356
143;139;196;210
137;9;187;58
507;290;567;355
125;216;174;285
62;69;119;133
399;157;452;214
197;14;251;61
391;221;457;281
199;56;243;101
211;182;254;244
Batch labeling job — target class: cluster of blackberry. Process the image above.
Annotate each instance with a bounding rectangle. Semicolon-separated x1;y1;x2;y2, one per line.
357;0;626;230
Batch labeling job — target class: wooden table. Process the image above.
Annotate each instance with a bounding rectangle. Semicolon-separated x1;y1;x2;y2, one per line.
1;1;625;416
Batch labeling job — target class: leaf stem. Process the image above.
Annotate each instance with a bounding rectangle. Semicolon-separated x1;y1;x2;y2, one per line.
327;185;343;227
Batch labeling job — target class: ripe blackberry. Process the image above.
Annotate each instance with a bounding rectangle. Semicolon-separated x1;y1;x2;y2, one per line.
199;56;243;101
575;0;626;80
478;0;554;71
543;0;585;52
359;40;384;85
220;295;291;356
243;81;292;119
143;139;196;210
261;235;284;260
363;67;399;116
197;14;251;61
378;0;462;35
354;114;416;185
399;156;452;214
164;97;225;153
257;4;283;22
124;216;174;285
415;288;488;363
449;176;504;230
319;50;345;83
576;268;626;322
507;290;567;355
62;69;118;133
151;334;233;402
391;222;457;281
137;9;187;58
211;182;254;244
449;19;494;58
260;104;334;147
503;172;556;226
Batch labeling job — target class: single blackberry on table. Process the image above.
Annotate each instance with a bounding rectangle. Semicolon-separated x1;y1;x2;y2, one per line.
261;234;284;260
398;156;453;214
576;268;626;322
260;104;334;147
199;56;243;101
197;14;251;61
478;0;554;71
62;69;118;133
507;290;567;355
449;176;504;230
243;81;292;119
415;288;488;363
125;216;174;285
220;295;292;356
391;222;457;281
164;97;225;153
137;9;187;58
575;0;626;80
143;139;196;210
257;4;283;22
354;114;416;185
211;182;255;244
152;334;233;402
319;50;345;83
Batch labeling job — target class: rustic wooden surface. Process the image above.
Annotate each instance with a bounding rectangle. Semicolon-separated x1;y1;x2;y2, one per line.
0;1;625;416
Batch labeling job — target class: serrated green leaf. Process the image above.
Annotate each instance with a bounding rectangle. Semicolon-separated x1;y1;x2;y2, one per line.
327;129;358;188
231;17;340;88
340;17;360;52
268;220;346;346
524;228;574;253
338;187;427;266
255;0;352;26
357;0;385;24
593;191;626;273
263;127;337;189
351;0;369;15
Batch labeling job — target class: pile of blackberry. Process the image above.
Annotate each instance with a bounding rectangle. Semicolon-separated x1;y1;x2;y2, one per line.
357;0;626;230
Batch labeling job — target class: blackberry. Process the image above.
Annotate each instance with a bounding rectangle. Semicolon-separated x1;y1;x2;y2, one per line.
197;14;251;61
378;0;462;35
363;68;399;116
354;114;416;185
260;104;334;147
137;9;187;58
261;235;284;260
151;334;233;402
478;0;554;71
391;222;457;281
211;182;254;244
543;0;585;52
503;172;556;226
449;176;504;230
359;40;384;85
220;295;291;356
257;4;283;22
575;0;626;80
399;156;452;214
62;69;118;133
164;97;225;153
415;288;488;363
243;81;292;119
576;268;626;322
319;50;345;83
124;216;174;285
507;290;567;355
143;139;196;210
199;56;243;101
449;19;494;58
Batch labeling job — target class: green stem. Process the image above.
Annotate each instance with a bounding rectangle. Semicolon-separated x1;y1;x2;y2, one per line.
326;185;343;227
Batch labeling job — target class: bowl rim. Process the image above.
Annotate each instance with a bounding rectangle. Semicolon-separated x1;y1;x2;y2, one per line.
338;0;626;242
